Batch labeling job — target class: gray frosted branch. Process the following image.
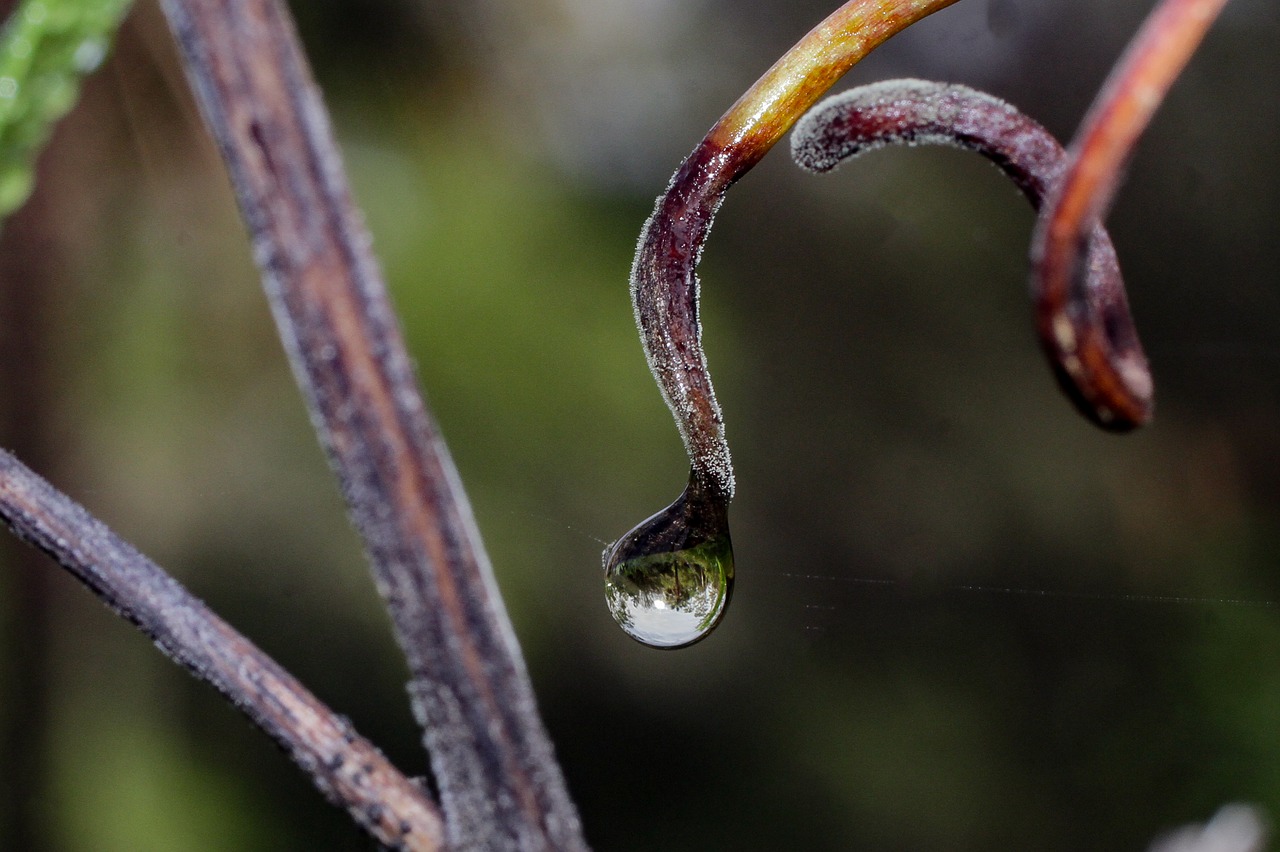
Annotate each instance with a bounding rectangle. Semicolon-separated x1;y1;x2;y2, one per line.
0;450;444;851
158;0;584;848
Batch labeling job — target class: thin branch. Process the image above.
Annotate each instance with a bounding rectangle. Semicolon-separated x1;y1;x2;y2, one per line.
790;79;1152;430
159;1;584;848
0;450;444;851
1031;0;1228;427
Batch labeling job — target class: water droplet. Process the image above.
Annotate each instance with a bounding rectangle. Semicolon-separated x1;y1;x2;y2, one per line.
603;471;733;649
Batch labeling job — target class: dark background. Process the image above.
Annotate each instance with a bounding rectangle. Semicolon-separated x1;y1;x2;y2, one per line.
1;0;1277;848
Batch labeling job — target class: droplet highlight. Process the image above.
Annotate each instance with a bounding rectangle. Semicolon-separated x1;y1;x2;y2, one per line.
603;471;733;649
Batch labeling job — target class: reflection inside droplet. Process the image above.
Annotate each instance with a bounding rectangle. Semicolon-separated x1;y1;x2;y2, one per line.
603;471;733;649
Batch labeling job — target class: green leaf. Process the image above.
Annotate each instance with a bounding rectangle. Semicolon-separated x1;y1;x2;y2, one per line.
0;0;133;218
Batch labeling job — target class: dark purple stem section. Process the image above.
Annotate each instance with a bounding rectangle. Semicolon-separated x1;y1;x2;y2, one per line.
160;1;584;848
791;79;1152;430
0;450;444;851
631;147;741;498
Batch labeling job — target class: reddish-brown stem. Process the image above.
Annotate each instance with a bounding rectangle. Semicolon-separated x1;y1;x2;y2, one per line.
1031;0;1228;427
0;450;444;851
791;80;1151;429
160;0;584;848
631;0;959;499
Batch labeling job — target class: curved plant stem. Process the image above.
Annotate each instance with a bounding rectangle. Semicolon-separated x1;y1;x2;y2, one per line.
161;0;584;848
791;79;1151;429
631;0;959;499
1031;0;1228;427
0;450;445;851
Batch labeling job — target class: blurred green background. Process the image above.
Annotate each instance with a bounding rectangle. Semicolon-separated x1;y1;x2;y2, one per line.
0;0;1277;848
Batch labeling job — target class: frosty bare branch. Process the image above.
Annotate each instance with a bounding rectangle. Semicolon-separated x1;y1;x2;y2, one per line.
0;450;444;851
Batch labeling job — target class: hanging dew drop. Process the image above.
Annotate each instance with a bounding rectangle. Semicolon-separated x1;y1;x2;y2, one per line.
603;470;734;649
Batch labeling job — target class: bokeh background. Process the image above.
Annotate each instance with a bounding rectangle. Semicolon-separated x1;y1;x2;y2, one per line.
0;0;1277;848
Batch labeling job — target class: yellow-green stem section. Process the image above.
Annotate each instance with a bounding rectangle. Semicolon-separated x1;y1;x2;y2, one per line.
709;0;960;160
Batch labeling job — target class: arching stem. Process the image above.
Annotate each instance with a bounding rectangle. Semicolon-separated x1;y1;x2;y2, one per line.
631;0;959;499
790;79;1152;429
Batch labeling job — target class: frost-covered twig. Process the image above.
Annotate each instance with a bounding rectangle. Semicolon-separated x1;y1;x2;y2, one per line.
0;449;444;851
606;0;960;649
630;0;959;502
160;0;584;848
